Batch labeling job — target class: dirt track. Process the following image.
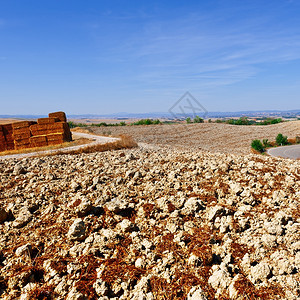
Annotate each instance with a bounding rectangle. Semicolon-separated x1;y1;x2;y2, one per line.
0;133;118;160
92;121;300;155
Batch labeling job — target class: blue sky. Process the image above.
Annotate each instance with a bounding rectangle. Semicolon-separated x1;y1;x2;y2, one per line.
1;0;300;115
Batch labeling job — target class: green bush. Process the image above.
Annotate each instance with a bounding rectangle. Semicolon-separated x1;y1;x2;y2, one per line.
132;119;161;125
186;117;192;124
68;121;87;128
276;133;288;146
262;139;271;148
251;140;264;153
193;115;204;123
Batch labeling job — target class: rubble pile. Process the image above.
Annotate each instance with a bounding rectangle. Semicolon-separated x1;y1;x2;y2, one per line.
0;145;299;299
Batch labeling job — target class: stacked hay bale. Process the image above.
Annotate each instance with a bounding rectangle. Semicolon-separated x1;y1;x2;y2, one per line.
0;124;15;151
30;113;72;147
0;111;72;152
12;121;36;150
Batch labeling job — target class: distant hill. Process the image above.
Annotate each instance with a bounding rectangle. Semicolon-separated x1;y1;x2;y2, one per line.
1;109;300;120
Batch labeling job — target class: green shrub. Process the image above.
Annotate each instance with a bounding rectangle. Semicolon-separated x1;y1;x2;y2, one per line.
276;133;288;146
193;115;204;123
262;139;271;148
132;119;161;125
68;121;87;128
251;140;264;153
186;117;192;124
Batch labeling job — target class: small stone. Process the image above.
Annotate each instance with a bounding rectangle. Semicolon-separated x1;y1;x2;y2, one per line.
67;218;86;241
135;257;145;268
13;208;32;228
76;199;93;217
261;234;277;248
208;268;231;290
264;221;283;235
250;262;272;283
188;254;202;267
230;183;243;195
15;244;32;257
207;206;225;222
119;219;133;232
0;208;8;224
66;287;84;300
182;198;204;215
187;286;208;300
93;279;108;296
13;165;26;175
70;181;81;192
271;251;294;275
106;198;127;213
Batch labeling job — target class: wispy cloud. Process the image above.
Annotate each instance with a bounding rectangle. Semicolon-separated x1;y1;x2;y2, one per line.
91;8;300;91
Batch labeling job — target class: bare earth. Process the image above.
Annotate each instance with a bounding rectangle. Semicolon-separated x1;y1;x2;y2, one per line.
92;120;300;155
0;121;300;300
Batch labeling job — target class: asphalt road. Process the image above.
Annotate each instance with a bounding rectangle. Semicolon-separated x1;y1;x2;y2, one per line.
267;144;300;159
0;132;119;160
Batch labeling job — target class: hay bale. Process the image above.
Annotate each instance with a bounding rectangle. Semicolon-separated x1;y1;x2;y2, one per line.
47;122;66;130
30;141;48;148
47;133;66;145
48;111;67;122
13;127;31;135
13;131;32;140
47;139;64;146
30;124;47;131
14;139;31;146
2;124;13;134
30;129;49;136
5;142;15;150
15;144;31;150
2;124;13;143
37;117;60;125
47;132;66;140
30;135;47;143
12;121;36;130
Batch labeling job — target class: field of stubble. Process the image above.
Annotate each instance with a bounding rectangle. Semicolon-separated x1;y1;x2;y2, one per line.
92;120;300;154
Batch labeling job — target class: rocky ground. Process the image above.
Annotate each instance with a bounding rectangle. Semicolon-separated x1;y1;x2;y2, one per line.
0;143;299;299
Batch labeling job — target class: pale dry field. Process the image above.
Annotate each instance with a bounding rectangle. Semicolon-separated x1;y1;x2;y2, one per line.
0;119;25;125
92;120;300;155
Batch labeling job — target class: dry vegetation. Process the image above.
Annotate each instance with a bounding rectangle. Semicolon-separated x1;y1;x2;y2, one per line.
92;120;300;155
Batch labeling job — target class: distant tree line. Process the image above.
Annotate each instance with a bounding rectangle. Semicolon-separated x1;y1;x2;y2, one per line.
213;117;283;126
68;119;161;128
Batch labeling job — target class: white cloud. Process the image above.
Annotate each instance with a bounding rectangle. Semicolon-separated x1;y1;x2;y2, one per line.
90;7;300;95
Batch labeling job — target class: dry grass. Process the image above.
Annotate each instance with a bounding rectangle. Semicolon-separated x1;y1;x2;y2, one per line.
44;135;137;157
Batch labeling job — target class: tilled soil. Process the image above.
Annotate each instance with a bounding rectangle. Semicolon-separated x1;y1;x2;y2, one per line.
0;144;299;299
92;121;300;155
